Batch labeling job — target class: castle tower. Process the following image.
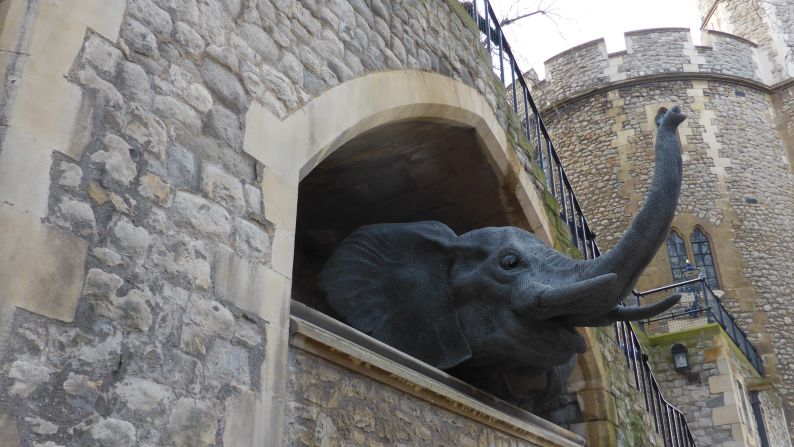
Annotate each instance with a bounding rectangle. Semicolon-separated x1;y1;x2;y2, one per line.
528;1;794;441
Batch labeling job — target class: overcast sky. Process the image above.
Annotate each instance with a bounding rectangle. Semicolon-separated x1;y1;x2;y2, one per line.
488;0;704;78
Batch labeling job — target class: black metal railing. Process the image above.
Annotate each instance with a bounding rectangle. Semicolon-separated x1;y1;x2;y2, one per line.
462;2;695;445
616;320;698;446
462;0;599;260
634;278;765;376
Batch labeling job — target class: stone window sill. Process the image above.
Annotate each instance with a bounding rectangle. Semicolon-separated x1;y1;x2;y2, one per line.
289;301;585;447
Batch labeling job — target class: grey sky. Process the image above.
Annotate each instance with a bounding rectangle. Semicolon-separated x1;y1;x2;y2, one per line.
489;0;703;78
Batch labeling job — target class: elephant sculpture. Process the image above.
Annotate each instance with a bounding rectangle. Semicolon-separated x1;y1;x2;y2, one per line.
317;106;688;404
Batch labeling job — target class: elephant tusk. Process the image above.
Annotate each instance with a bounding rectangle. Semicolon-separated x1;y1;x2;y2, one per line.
570;294;682;326
611;294;681;321
536;273;618;309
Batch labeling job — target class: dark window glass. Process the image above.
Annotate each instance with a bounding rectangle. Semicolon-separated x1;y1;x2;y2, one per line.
666;230;687;281
691;228;720;289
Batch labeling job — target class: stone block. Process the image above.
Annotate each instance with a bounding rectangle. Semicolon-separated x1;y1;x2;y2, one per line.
109;216;152;262
82;34;122;77
50;196;97;239
121;17;158;57
260;167;298;231
0;410;19;446
201;163;245;213
223;390;267;447
91;418;136;447
233;217;270;260
138;173;173;206
60;0;126;42
8;359;51;397
703;346;722;363
0;0;26;52
57;160;83;189
165;144;197;190
206;105;244;150
207;339;250;387
200;58;248;112
172;191;232;239
8;57;84;159
577;388;618;423
91;134;137;187
214;245;288;318
243;183;263;215
0;127;53;217
168;398;217;447
0;207;88;322
123;104;167;160
28;0;85;77
126;0;172;36
712;405;740;426
112;377;174;414
270;228;295;277
185;83;213;113
709;374;732;393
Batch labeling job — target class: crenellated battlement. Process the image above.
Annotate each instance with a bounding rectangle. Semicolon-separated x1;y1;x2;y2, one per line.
530;27;769;107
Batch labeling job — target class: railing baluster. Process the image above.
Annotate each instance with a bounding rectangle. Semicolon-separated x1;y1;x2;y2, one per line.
484;0;490;53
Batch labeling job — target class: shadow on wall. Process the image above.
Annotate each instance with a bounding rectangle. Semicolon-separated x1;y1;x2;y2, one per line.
291;118;523;316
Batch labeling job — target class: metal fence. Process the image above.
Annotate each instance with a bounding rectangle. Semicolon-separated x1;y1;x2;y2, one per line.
461;0;599;259
616;321;697;446
461;2;695;445
633;278;765;376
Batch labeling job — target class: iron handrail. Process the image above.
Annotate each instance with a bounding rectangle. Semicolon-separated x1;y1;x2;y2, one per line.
463;2;694;445
616;320;697;446
463;0;600;259
634;278;765;376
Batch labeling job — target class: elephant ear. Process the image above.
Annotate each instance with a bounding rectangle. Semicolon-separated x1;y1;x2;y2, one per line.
317;221;472;369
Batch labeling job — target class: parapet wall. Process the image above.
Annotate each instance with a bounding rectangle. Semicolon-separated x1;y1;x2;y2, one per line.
532;28;763;107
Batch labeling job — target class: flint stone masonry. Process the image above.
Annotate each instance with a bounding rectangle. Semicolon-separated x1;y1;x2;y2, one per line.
530;19;794;443
287;347;546;446
535;28;763;107
0;0;595;445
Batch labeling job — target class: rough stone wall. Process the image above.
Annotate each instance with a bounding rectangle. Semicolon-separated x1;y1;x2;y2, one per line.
541;40;609;107
621;29;692;77
595;327;665;446
533;28;762;108
707;79;794;404
0;0;558;445
539;94;630;248
529;23;794;443
775;84;794;167
698;0;794;84
285;347;543;446
645;326;752;446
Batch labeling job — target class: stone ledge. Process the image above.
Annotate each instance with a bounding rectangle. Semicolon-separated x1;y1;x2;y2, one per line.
289;301;586;447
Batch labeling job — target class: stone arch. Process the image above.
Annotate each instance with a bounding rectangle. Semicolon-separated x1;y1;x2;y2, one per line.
243;70;555;251
241;70;565;442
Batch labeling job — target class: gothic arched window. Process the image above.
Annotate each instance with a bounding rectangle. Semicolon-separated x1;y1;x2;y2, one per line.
666;230;688;281
691;228;720;289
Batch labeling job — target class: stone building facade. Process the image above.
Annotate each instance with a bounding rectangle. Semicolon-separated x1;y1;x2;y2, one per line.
528;0;794;441
0;0;687;446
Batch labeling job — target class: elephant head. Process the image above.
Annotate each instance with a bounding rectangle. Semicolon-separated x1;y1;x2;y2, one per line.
317;106;687;388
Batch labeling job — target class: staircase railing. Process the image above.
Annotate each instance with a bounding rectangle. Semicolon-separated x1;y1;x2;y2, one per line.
634;278;765;376
462;2;696;445
462;0;599;259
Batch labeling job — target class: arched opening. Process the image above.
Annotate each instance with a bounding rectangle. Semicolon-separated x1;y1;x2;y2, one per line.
291;118;528;314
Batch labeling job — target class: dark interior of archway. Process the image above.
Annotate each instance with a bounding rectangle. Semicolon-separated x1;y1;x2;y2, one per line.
292;119;528;314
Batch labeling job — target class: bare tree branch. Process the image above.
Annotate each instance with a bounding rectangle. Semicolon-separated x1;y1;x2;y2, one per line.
500;9;546;27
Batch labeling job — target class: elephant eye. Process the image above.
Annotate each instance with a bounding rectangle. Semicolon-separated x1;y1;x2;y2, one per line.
500;254;520;270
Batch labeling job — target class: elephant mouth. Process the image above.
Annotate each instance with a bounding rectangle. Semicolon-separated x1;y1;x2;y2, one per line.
549;317;587;355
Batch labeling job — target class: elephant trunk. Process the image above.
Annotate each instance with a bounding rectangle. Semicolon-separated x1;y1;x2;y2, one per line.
584;106;686;305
